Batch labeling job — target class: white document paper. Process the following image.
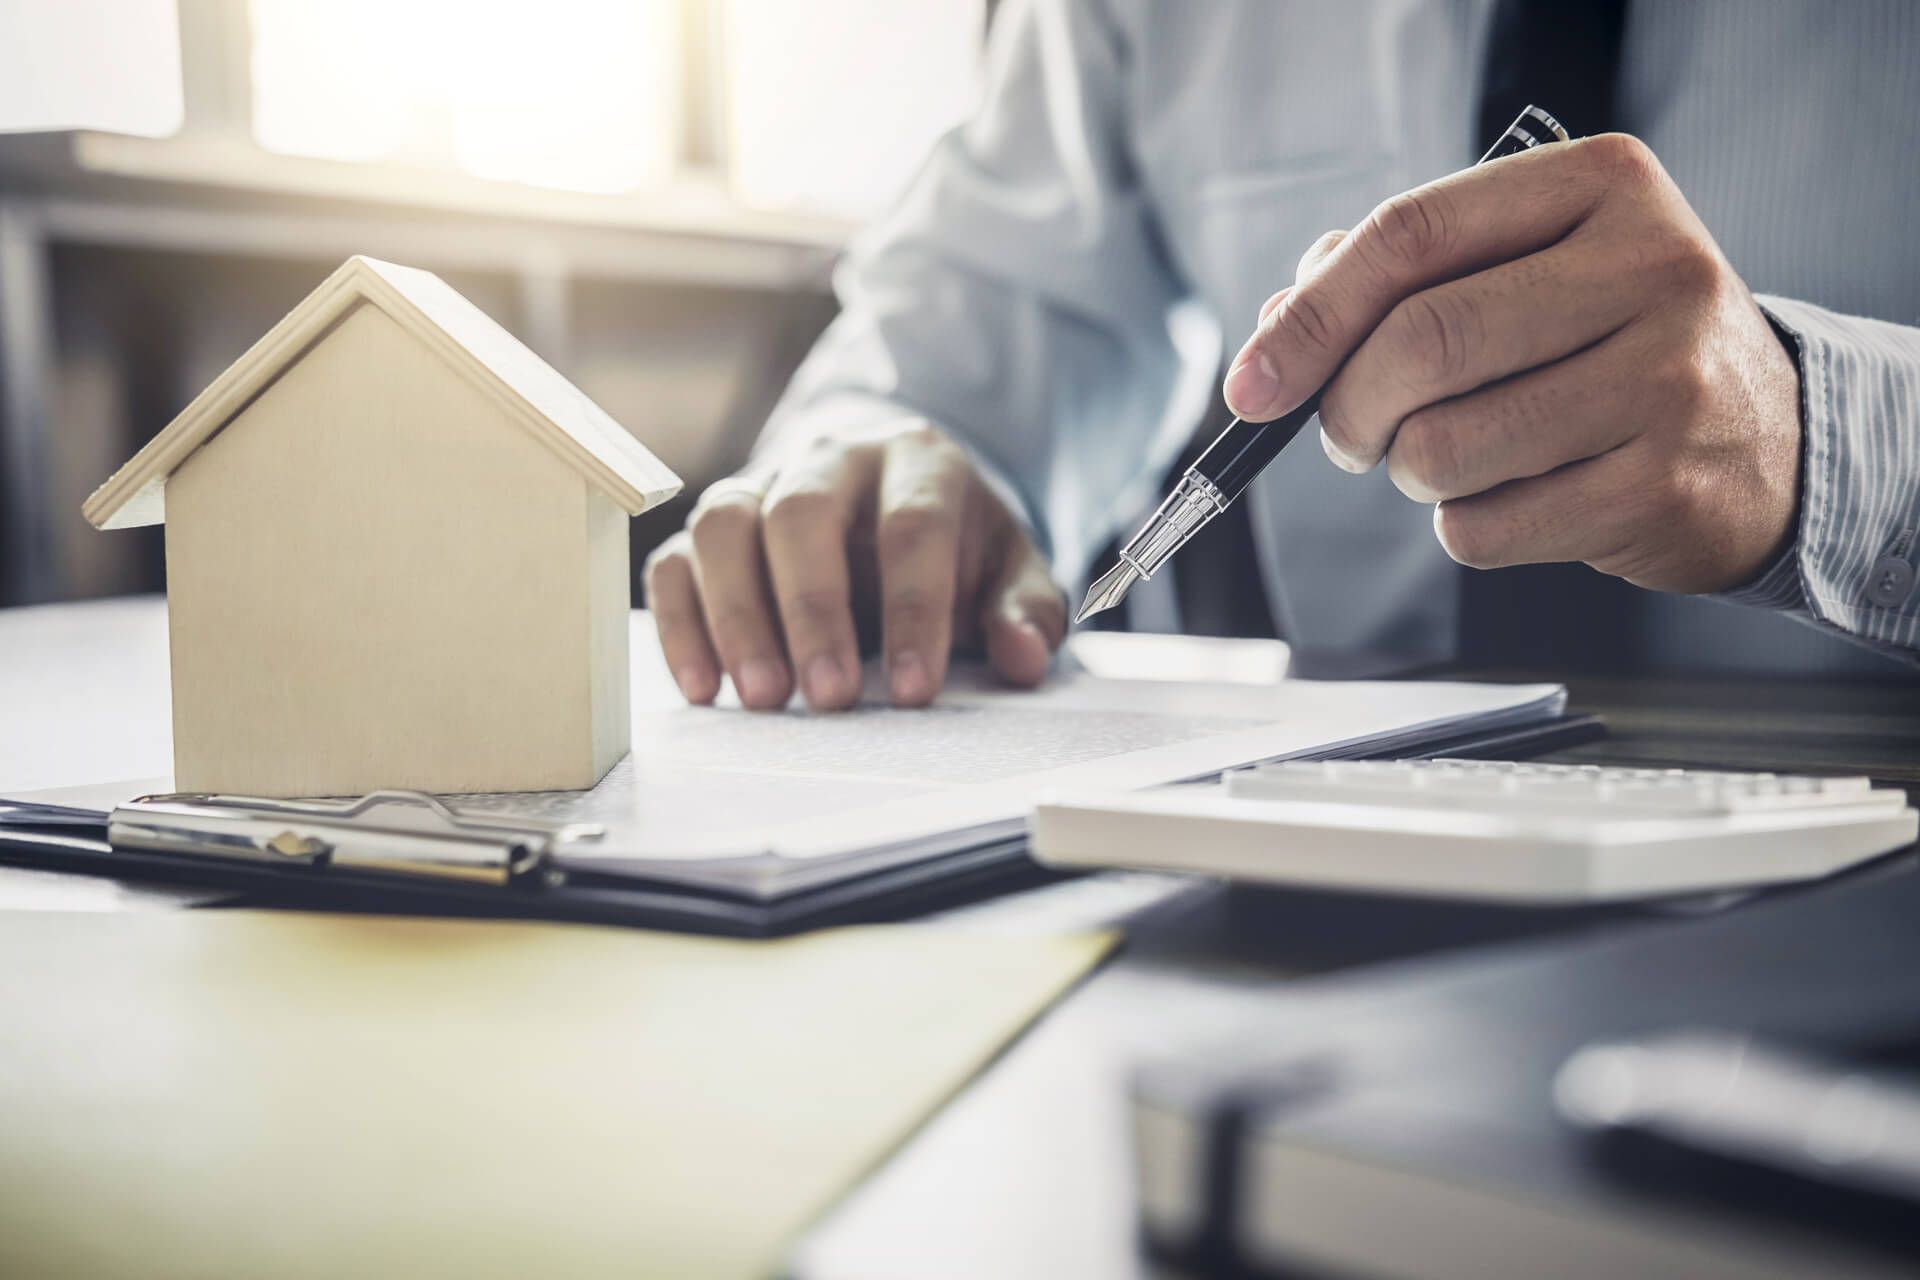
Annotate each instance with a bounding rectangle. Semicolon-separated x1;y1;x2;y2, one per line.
437;627;1565;896
8;616;1564;900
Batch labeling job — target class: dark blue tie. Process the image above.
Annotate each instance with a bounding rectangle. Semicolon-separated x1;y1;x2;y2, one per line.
1458;0;1639;673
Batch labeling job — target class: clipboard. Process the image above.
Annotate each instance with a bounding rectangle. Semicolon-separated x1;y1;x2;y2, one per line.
0;793;1049;937
0;714;1602;936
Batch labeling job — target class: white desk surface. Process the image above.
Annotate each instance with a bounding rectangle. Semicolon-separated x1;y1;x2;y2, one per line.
0;596;175;793
0;596;1219;1276
0;596;1606;1278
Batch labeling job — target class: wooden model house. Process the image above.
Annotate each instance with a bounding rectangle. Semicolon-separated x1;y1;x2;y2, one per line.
83;256;681;797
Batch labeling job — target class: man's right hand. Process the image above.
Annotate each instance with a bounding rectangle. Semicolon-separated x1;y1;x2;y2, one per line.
644;419;1066;711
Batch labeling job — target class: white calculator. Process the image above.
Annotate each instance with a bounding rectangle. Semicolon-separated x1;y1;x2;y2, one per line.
1031;760;1919;903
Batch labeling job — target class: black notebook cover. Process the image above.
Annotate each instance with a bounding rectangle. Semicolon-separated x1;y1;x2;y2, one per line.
1135;842;1920;1277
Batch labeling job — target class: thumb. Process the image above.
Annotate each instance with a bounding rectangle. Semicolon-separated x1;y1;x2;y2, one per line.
1257;286;1291;327
1252;230;1347;329
981;535;1066;688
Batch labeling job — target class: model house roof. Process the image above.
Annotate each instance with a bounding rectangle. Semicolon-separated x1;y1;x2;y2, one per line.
83;256;683;530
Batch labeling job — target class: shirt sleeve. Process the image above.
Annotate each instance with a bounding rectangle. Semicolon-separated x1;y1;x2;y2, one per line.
1728;295;1920;665
753;0;1217;581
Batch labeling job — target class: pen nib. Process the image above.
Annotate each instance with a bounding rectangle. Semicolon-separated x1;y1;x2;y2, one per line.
1075;560;1142;625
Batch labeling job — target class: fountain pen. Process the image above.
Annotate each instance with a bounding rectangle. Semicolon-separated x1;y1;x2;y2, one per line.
1076;104;1570;624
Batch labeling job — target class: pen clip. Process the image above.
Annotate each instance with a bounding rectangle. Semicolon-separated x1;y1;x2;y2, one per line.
108;789;604;886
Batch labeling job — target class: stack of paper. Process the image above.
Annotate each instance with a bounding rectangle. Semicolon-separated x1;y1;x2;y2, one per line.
6;612;1565;906
441;632;1566;897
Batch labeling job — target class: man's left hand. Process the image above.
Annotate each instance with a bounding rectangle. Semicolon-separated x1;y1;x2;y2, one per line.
1224;133;1802;594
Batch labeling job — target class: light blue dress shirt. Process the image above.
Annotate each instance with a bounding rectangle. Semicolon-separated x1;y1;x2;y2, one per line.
762;0;1920;676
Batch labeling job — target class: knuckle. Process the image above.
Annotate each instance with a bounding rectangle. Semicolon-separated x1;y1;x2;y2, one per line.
1259;287;1291;325
1664;234;1725;295
1362;188;1458;273
759;486;839;538
883;585;942;635
1276;286;1343;362
1392;411;1464;498
1295;229;1346;283
1625;224;1719;293
886;420;951;453
687;492;758;546
779;585;849;631
1391;292;1478;390
877;502;957;562
705;601;768;646
1659;351;1714;419
1591;132;1664;189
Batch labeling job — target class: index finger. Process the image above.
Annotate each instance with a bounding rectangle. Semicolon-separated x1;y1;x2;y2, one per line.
760;443;874;712
1223;136;1620;425
875;429;968;706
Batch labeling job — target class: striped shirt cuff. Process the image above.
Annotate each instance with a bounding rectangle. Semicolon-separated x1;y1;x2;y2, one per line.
1715;539;1806;611
1755;295;1920;661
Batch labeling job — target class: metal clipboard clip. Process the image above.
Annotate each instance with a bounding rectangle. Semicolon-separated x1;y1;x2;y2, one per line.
108;790;605;887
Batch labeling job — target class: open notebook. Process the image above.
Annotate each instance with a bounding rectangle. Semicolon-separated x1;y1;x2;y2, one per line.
13;621;1565;904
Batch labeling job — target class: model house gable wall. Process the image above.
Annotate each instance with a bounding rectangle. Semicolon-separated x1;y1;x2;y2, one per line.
165;303;603;796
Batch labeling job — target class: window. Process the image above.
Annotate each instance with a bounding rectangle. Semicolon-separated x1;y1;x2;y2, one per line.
245;0;981;218
248;0;680;194
0;0;183;137
723;0;982;219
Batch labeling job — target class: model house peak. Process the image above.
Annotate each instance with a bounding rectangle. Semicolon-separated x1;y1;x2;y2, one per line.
83;255;681;532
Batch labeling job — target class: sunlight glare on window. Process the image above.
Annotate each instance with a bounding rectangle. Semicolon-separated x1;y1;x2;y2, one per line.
724;0;982;220
0;0;182;137
248;0;678;193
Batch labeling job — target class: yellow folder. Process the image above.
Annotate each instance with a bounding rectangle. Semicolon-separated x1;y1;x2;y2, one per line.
0;910;1110;1279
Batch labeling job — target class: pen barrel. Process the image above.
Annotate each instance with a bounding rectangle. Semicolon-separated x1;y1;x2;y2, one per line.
1193;396;1321;502
1480;104;1570;163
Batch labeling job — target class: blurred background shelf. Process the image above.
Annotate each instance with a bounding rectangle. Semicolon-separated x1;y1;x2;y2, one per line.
0;0;988;606
61;130;853;260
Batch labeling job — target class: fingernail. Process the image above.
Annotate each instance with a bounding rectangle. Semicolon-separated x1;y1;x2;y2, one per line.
890;651;929;703
1225;350;1281;419
737;658;784;707
805;653;849;706
674;665;713;699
